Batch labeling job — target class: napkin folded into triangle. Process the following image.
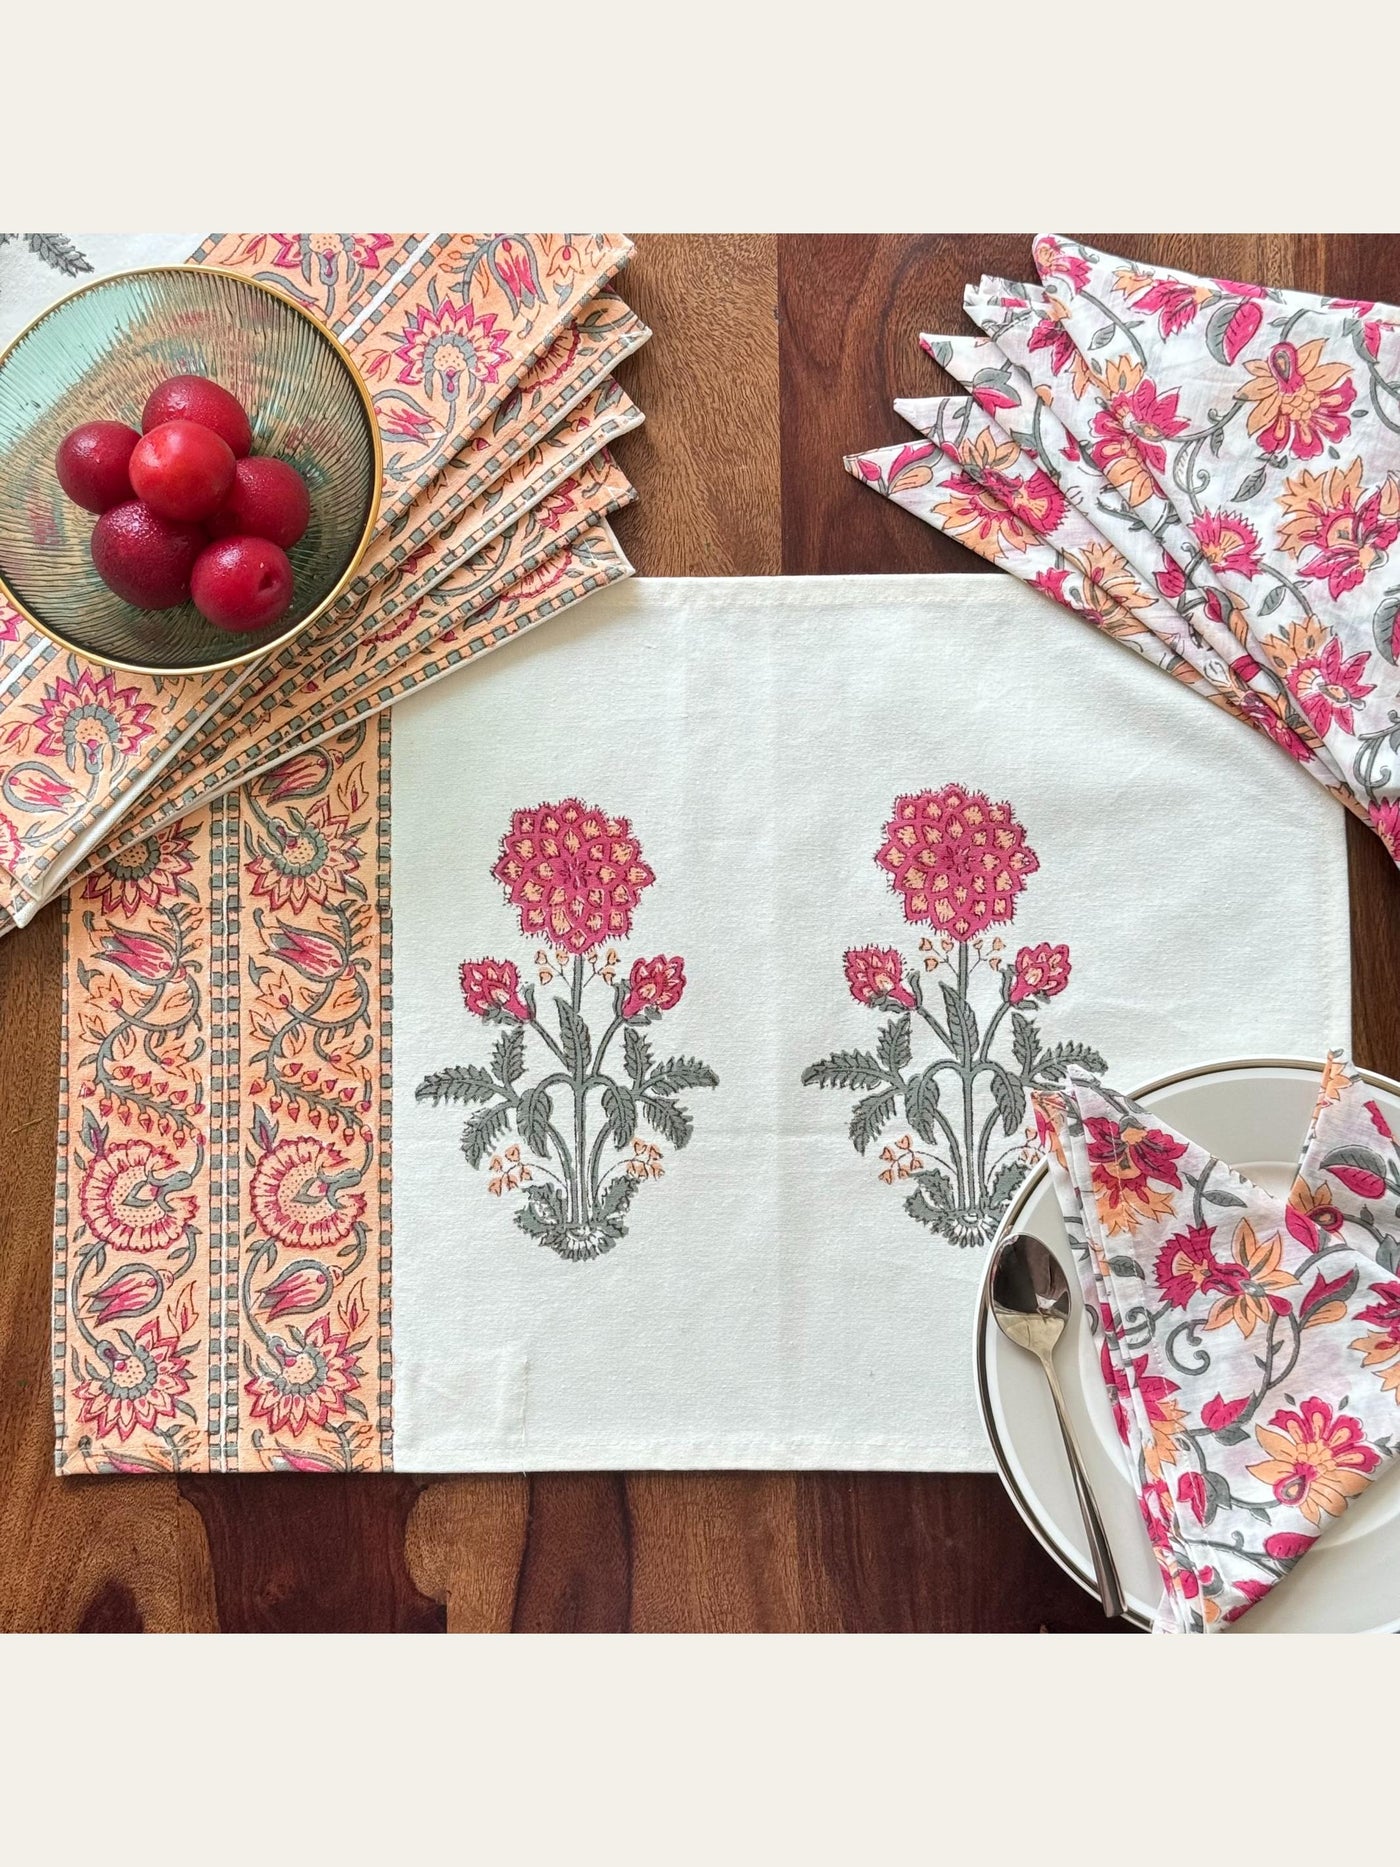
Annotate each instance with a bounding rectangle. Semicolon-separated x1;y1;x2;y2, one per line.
846;236;1400;867
1032;1053;1400;1630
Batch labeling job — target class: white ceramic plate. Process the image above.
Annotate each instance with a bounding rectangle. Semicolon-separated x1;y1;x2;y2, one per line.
976;1058;1400;1633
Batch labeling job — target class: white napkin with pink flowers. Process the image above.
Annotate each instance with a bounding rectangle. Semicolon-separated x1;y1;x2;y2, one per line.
1036;1052;1400;1631
848;235;1400;868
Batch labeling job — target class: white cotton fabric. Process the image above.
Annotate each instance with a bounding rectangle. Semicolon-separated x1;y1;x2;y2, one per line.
387;575;1351;1471
0;234;202;346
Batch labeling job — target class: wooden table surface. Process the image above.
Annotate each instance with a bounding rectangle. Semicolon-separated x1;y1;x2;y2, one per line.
3;234;1399;1632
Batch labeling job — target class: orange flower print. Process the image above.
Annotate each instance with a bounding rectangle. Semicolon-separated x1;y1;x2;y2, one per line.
936;429;1067;555
1246;1398;1379;1524
1154;1223;1236;1308
1255;614;1373;739
1284;1173;1346;1252
79;1139;198;1255
250;1135;367;1251
243;1313;362;1436
1317;1052;1351;1107
1237;339;1356;458
81;822;196;919
1084;1115;1186;1236
1032;235;1090;294
1111;267;1211;339
73;1318;193;1442
1277;461;1400;599
1202;1217;1297;1337
1352;1281;1400;1401
1061;542;1156;636
1137;1363;1187;1477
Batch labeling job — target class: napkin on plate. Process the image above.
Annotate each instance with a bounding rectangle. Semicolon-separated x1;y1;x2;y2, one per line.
1034;1053;1400;1630
846;236;1400;866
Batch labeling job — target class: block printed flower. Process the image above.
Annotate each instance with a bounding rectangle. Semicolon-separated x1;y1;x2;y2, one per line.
806;783;1107;1248
875;784;1040;942
393;286;511;404
461;958;529;1021
1237;339;1356;458
250;1134;367;1252
244;1313;363;1436
30;666;155;775
492;798;655;955
73;1319;193;1443
1247;1398;1379;1524
845;945;916;1010
623;956;686;1020
82;822;196;919
1277;461;1400;599
79;1138;198;1255
419;802;716;1262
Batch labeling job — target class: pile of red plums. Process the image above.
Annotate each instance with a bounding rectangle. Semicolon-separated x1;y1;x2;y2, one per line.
55;374;311;632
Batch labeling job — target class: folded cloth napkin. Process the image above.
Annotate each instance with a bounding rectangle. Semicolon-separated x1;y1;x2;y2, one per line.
0;232;642;931
846;235;1400;867
1034;1053;1400;1631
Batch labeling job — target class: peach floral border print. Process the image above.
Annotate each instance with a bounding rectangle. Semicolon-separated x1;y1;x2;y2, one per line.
56;714;393;1473
0;234;637;932
76;388;639;858
81;518;635;877
417;799;719;1262
372;290;649;571
188;233;425;333
0;649;246;917
338;234;634;525
56;525;633;1472
344;379;641;624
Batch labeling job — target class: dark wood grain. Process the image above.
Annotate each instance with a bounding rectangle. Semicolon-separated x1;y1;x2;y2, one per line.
3;233;1397;1632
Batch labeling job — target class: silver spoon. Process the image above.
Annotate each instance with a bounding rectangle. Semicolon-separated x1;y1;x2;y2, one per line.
990;1231;1125;1621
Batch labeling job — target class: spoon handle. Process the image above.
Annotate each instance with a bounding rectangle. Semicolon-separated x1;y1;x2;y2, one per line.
1041;1352;1125;1621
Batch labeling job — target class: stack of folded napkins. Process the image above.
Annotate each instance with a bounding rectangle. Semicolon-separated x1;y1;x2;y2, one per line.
848;235;1400;870
1035;1052;1400;1630
0;232;646;936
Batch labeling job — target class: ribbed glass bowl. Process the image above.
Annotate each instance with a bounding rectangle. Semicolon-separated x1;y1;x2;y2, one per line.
0;266;380;674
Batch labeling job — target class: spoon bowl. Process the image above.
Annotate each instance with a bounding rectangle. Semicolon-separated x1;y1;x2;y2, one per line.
990;1230;1071;1355
989;1230;1125;1620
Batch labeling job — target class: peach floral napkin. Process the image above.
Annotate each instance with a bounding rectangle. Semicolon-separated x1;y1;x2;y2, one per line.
0;233;644;930
1036;1053;1400;1631
846;235;1400;864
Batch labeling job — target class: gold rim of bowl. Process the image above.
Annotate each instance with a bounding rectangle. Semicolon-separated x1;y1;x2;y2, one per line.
0;263;384;677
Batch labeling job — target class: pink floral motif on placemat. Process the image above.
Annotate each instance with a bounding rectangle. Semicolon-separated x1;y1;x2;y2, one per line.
417;798;718;1262
803;783;1107;1247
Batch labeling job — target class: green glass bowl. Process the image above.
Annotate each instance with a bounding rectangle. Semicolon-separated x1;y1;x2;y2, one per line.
0;265;381;675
